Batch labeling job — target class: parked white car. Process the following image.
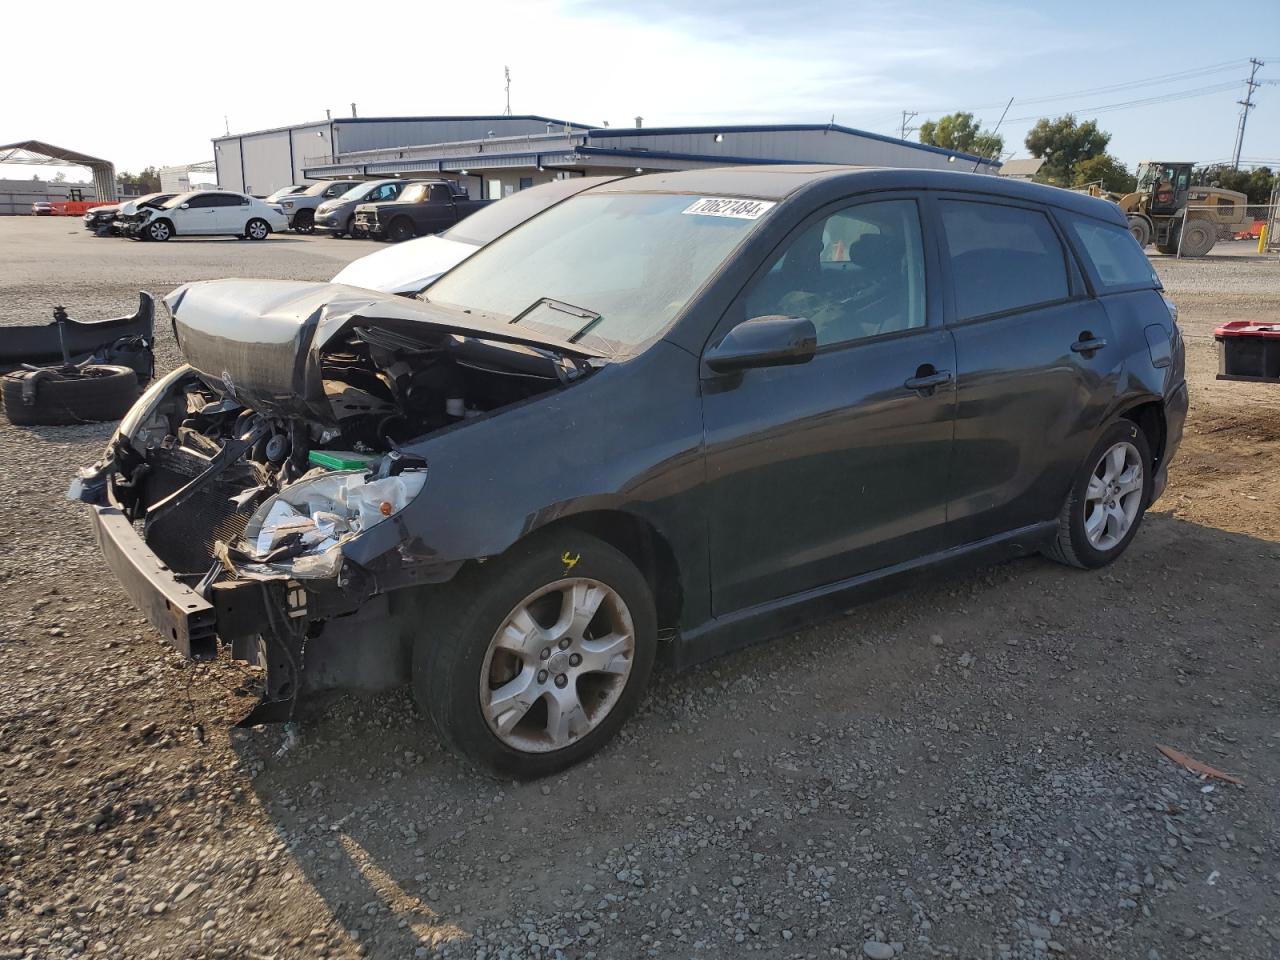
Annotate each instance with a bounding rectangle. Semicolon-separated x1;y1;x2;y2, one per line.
331;176;620;294
125;191;288;242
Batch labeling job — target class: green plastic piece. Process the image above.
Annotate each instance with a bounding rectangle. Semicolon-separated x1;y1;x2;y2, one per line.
307;450;377;471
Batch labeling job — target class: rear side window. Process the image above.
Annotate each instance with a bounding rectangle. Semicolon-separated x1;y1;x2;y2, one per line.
940;200;1069;321
1062;213;1160;290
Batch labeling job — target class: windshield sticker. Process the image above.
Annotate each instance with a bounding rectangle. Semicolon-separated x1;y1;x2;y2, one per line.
682;197;776;220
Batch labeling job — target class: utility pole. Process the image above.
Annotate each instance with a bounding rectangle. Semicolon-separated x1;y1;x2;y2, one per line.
503;66;512;117
900;110;918;140
1231;58;1264;170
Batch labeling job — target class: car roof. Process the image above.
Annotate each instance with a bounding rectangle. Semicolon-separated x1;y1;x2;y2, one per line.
593;164;1124;223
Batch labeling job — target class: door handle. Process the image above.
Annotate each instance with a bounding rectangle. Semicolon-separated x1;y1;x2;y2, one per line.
904;369;953;393
1071;336;1108;355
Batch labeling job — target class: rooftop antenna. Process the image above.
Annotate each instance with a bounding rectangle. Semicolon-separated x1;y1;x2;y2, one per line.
971;96;1013;173
504;65;512;116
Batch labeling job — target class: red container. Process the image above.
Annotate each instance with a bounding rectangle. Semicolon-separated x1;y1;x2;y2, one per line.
1215;320;1280;382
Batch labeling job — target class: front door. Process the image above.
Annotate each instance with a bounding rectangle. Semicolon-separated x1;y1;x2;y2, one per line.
936;196;1121;545
177;193;220;234
702;195;956;616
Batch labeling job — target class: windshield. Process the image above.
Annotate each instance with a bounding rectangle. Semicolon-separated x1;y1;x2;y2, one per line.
162;192;197;209
398;183;430;204
265;185;305;201
443;178;608;246
425;192;773;355
339;182;381;201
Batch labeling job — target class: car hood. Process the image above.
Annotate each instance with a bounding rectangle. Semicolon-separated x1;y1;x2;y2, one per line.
87;204;120;215
330;234;477;295
164;279;608;421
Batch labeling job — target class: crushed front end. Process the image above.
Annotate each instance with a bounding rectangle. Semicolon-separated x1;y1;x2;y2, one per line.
70;279;596;724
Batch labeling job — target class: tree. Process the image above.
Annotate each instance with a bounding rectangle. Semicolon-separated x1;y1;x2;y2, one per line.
1025;115;1110;186
918;112;1004;160
52;171;67;183
117;166;161;193
1071;154;1135;194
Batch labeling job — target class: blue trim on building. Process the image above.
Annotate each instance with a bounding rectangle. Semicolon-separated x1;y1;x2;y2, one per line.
588;124;998;167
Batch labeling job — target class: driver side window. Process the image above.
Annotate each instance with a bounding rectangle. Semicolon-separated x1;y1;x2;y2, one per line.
744;199;926;347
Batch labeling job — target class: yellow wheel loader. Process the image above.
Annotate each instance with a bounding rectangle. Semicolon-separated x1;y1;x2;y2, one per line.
1112;162;1248;257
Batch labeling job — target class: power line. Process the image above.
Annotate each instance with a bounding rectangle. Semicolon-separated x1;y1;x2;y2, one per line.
911;58;1251;116
899;111;918;140
1001;80;1242;124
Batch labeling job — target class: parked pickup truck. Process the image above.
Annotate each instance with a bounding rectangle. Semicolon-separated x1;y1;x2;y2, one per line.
353;181;491;242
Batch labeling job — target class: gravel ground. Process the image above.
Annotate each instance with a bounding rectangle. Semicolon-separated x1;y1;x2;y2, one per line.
1;219;1278;960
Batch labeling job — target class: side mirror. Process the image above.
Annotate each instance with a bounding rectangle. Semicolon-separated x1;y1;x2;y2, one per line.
705;315;817;374
180;203;190;209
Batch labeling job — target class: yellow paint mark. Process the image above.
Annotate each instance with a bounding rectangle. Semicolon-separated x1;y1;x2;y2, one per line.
561;551;582;573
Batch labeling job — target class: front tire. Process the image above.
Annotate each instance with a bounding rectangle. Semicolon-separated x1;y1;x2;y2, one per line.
413;530;657;778
245;218;270;240
146;218;172;242
1126;215;1151;248
293;209;315;234
388;217;415;243
1044;419;1152;569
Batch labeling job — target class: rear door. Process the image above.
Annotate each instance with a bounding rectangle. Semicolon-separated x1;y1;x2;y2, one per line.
701;194;956;615
937;195;1121;545
215;194;251;233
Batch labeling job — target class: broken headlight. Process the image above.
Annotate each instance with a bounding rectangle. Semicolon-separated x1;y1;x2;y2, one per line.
238;469;427;580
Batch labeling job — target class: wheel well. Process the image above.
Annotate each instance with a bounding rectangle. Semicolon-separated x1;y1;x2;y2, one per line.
542;511;682;632
1120;401;1166;469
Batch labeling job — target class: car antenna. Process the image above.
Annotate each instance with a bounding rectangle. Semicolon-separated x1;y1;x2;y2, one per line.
971;96;1013;173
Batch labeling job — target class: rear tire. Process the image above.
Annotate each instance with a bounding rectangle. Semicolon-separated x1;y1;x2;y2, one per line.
1044;419;1152;569
245;218;270;241
2;365;140;426
413;530;657;778
1176;219;1215;257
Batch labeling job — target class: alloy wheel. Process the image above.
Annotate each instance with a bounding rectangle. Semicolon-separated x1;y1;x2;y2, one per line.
1083;441;1143;551
480;578;635;754
248;220;268;240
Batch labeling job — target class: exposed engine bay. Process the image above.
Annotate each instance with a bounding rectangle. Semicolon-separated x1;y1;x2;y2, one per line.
108;324;590;581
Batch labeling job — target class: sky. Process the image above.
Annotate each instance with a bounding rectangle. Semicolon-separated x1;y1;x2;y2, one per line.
3;0;1278;182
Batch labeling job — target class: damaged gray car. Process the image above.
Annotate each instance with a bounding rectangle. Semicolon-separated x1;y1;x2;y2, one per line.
72;167;1187;777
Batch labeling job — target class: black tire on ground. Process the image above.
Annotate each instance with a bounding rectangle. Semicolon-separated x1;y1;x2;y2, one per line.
2;365;140;426
413;529;658;778
1127;215;1151;248
245;217;270;241
1043;418;1153;570
146;218;173;242
388;217;415;243
293;209;315;234
1176;219;1216;257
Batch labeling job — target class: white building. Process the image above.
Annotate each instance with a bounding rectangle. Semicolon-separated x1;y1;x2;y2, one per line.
214;115;1002;199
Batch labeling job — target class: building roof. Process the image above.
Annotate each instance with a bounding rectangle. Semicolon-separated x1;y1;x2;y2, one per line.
998;157;1045;178
595;123;999;166
214;115;592;141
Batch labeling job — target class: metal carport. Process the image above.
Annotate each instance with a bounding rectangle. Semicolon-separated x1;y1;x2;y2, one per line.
0;140;117;201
